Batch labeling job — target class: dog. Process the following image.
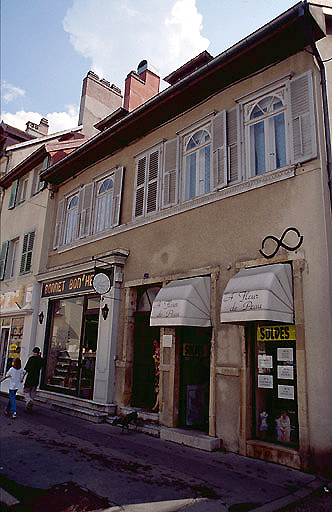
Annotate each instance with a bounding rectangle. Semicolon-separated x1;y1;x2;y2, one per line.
112;411;139;432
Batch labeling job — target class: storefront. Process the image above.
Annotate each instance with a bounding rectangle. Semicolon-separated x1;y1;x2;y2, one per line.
0;316;25;373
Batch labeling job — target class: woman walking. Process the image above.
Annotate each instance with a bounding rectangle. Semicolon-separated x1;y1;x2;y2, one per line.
0;358;25;419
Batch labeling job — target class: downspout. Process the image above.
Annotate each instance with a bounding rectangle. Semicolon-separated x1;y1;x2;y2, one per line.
301;2;332;213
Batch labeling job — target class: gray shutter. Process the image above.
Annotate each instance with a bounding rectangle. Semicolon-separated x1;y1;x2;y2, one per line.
79;183;94;238
146;150;159;214
8;180;18;209
111;167;124;226
0;241;9;280
227;107;241;183
54;199;65;248
134;156;146;218
163;138;178;207
290;71;316;164
212;110;227;188
20;231;35;274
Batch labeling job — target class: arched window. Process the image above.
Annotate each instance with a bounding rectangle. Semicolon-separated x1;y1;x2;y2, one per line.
184;128;211;200
248;95;286;175
64;194;78;244
95;177;114;233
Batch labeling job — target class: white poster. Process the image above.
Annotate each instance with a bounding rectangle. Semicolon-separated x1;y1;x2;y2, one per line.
258;355;273;369
162;334;173;348
277;347;293;362
278;385;295;399
258;374;273;389
277;365;294;380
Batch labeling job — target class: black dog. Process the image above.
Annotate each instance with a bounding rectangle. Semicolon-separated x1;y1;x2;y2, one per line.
112;411;139;432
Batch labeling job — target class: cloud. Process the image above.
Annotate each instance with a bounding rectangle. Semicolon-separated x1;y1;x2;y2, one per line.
1;105;79;134
62;0;210;89
1;81;25;104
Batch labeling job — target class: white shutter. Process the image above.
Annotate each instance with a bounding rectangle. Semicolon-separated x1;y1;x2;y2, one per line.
54;199;65;248
79;183;94;238
289;71;316;164
146;150;159;213
212;110;227;189
111;167;124;226
163;138;178;207
134;156;146;218
227;107;241;183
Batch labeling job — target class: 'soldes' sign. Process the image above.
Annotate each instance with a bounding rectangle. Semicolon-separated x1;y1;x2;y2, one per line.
42;272;95;297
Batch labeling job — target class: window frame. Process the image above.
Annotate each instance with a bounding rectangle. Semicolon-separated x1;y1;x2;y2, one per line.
182;126;212;201
63;193;79;245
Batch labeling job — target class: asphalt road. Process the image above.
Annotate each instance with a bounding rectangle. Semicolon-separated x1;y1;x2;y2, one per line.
0;396;329;511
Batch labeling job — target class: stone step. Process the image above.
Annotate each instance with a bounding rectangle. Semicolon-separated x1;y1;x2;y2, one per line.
160;427;221;452
36;389;116;415
51;402;107;424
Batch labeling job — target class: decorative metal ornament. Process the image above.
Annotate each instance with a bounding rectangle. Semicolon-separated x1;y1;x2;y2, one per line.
259;227;303;259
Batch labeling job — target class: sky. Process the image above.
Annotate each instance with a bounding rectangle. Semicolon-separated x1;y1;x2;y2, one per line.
1;0;298;134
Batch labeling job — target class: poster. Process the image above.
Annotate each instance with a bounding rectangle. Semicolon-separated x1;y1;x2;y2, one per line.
258;355;273;369
277;365;294;380
162;334;173;348
277;347;293;362
258;374;273;389
278;385;295;399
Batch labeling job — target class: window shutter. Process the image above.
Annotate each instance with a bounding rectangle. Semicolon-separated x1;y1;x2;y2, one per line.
0;241;9;280
8;180;18;209
54;199;65;248
146;150;159;214
134;156;146;218
227;107;241;183
20;231;35;274
79;183;94;238
111;167;124;226
212;110;227;188
163;138;178;207
290;71;316;164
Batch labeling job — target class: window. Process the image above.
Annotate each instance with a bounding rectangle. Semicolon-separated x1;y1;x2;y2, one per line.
0;238;20;280
31;159;48;196
183;129;211;200
0;241;9;280
64;194;79;244
134;148;160;218
8;180;18;209
9;239;19;278
17;178;29;204
20;231;35;274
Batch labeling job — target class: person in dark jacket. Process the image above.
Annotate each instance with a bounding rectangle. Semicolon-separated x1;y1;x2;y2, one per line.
23;347;44;413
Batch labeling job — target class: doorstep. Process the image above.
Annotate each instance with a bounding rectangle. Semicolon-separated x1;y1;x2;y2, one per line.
160;427;221;452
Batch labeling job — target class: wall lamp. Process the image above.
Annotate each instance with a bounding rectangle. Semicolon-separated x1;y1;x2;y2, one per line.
38;311;44;324
101;303;109;320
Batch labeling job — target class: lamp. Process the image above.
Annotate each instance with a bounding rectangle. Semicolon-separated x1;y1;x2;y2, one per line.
38;311;44;324
101;303;109;320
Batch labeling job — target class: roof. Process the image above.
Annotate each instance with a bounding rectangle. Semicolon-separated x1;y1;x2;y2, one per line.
0;122;35;153
163;51;214;85
41;1;328;186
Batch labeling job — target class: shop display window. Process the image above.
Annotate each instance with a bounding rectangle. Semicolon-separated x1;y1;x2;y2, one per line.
253;323;299;447
0;317;24;373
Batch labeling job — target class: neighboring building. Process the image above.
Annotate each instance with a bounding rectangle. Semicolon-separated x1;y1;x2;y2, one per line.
6;1;332;476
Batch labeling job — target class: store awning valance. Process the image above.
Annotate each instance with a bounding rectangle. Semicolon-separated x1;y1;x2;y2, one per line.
150;276;211;327
220;264;293;324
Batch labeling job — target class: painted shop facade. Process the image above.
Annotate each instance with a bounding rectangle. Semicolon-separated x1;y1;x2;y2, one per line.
20;2;332;475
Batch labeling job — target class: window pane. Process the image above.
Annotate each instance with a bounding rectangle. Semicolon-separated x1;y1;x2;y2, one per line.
198;146;211;195
274;113;286;168
185;153;196;200
251;121;266;175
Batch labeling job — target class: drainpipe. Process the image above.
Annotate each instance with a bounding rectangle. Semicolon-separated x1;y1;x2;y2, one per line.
301;1;332;213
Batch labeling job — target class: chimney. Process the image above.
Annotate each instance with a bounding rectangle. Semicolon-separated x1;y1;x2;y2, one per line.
25;118;49;137
78;71;123;136
123;60;160;112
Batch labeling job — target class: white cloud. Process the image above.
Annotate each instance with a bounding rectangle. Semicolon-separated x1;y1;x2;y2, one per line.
1;105;79;134
1;81;25;104
62;0;210;89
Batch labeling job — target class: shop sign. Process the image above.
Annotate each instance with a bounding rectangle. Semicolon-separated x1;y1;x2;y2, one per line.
42;271;95;297
257;325;295;341
183;343;208;358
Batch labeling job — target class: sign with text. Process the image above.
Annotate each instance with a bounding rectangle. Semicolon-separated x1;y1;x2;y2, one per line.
42;271;95;298
257;325;296;341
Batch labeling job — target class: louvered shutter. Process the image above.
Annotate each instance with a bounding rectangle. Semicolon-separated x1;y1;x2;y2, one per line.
290;71;316;164
8;180;18;209
163;138;178;207
79;183;94;238
227;107;241;183
111;167;124;226
146;150;159;213
212;110;227;189
54;199;65;248
134;156;146;218
0;241;9;280
20;231;35;274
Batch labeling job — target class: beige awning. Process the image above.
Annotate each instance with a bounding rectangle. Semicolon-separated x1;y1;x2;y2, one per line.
220;263;293;323
150;276;211;327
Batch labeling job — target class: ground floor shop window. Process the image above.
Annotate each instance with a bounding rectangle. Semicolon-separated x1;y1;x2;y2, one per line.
0;317;24;373
45;295;100;399
253;323;299;447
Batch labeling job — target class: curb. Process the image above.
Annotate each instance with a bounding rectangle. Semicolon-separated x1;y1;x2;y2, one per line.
0;487;20;506
99;498;208;511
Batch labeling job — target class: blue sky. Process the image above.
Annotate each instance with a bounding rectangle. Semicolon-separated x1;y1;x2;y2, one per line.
1;0;296;133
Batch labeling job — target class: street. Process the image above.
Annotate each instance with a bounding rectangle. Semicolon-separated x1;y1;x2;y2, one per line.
0;396;329;511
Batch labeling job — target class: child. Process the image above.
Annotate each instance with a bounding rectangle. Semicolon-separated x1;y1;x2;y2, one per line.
0;358;25;419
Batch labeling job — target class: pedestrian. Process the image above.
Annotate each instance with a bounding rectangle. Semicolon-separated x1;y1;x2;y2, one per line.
0;358;25;419
23;347;44;413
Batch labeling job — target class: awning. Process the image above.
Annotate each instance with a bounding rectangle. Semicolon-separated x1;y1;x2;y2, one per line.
220;263;293;323
150;276;211;327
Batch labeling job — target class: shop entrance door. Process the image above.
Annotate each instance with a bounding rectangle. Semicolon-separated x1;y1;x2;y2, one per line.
179;327;211;431
78;313;98;399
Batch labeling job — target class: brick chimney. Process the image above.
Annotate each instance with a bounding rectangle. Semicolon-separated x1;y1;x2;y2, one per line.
78;71;123;136
25;118;49;137
123;60;160;112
